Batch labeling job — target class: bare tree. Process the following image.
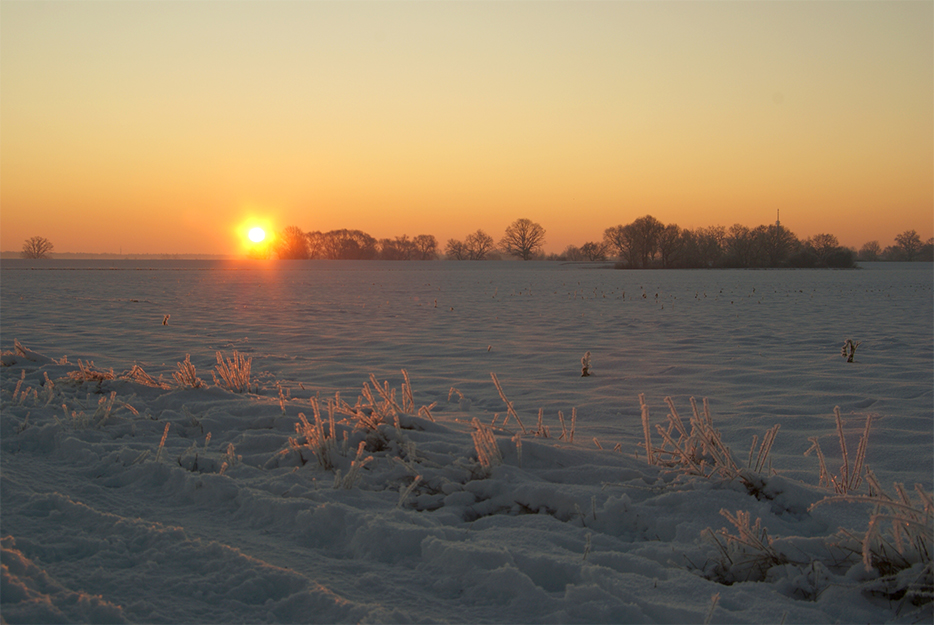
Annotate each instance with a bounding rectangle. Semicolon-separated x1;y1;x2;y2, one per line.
724;224;764;267
809;233;839;259
444;238;469;260
579;241;608;261
378;235;415;260
629;215;665;268
21;236;54;259
412;234;438;260
464;230;495;260
275;226;310;259
894;229;923;261
603;224;638;267
499;218;546;260
858;240;881;261
306;231;327;259
694;225;726;267
656;224;683;268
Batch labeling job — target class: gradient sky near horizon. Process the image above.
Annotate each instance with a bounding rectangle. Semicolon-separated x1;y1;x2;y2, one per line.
2;1;931;255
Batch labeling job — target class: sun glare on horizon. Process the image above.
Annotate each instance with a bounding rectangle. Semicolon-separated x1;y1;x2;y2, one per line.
248;227;266;243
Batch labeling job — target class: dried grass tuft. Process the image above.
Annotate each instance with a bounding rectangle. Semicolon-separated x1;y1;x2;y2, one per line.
121;365;170;389
812;474;932;578
293;399;340;470
705;509;789;583
67;359;115;383
639;396;779;493
173;354;204;389
211;351;252;393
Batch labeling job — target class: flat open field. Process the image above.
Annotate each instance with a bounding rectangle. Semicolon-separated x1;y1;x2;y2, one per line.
2;260;931;623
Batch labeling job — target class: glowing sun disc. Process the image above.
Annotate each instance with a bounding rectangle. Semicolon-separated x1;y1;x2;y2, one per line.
248;227;266;243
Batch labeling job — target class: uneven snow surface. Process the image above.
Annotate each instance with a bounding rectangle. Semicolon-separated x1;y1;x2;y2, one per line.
1;260;931;623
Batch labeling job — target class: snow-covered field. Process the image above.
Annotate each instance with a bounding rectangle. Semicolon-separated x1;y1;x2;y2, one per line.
1;260;931;624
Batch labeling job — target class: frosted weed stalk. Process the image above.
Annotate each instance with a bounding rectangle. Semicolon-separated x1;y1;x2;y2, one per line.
804;408;871;494
471;417;502;472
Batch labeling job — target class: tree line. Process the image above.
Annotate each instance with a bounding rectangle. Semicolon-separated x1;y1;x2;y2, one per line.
18;219;930;265
558;217;932;268
269;217;931;267
270;218;548;261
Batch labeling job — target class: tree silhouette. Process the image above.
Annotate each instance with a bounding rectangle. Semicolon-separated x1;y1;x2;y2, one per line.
412;234;439;260
465;230;495;260
603;224;638;267
858;241;881;261
894;229;923;261
444;239;469;260
656;224;683;268
318;229;378;260
275;226;310;259
500;218;546;260
579;241;608;261
629;215;664;268
809;233;839;260
378;235;415;260
21;236;53;259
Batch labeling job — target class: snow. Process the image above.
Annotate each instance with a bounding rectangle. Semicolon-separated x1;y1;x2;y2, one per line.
1;260;931;623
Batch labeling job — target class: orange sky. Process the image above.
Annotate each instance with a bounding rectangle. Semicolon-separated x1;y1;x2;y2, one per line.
2;1;931;255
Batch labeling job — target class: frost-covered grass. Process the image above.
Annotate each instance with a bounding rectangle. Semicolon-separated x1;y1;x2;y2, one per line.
1;260;931;623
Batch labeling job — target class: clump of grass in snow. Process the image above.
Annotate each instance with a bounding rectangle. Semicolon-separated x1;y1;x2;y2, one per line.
813;473;932;580
67;359;115;383
92;391;118;427
330;371;436;432
292;399;340;470
212;351;253;393
333;441;374;489
121;365;170;389
704;509;789;583
173;354;204;389
804;408;871;494
639;395;779;493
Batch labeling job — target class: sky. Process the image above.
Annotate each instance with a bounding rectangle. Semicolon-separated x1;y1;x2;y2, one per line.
2;1;932;256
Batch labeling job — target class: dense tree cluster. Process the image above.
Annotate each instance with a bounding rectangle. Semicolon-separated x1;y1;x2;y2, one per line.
273;228;438;260
555;218;931;269
860;229;934;262
587;216;859;268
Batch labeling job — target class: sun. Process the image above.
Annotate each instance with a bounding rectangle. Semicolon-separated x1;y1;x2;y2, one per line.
248;227;266;243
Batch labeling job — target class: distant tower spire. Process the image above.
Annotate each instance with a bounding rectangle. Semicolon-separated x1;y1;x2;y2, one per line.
776;209;781;228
